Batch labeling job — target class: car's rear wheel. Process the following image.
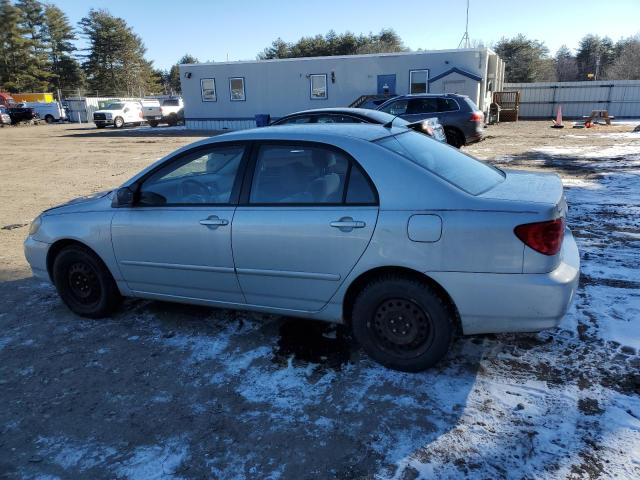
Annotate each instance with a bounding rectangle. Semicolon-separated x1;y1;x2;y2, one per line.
149;120;158;127
52;245;121;318
114;116;124;128
167;114;178;126
351;275;454;372
44;114;54;124
445;128;465;148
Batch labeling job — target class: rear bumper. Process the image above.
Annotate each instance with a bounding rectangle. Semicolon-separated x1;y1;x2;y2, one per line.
428;228;580;335
24;237;51;282
464;127;485;144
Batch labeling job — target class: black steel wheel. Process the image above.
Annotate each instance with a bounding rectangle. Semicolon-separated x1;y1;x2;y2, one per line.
52;245;121;318
351;275;454;372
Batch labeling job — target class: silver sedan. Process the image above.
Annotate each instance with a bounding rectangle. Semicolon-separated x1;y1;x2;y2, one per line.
24;124;580;371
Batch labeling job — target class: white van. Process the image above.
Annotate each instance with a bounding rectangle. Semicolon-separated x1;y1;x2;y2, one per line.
92;101;144;129
18;102;67;123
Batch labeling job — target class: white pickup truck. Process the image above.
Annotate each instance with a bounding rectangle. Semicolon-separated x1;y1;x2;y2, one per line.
142;98;184;127
93;101;144;129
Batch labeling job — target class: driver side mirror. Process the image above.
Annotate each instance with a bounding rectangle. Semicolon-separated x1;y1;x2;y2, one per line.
111;186;136;208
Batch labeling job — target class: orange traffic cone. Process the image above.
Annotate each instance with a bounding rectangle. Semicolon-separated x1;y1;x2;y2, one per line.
552;105;564;128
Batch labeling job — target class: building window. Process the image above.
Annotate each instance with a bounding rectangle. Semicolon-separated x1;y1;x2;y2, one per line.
310;74;327;100
409;70;429;94
201;78;216;102
229;77;245;101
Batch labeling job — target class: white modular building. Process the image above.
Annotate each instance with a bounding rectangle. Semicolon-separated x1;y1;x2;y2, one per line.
179;48;505;130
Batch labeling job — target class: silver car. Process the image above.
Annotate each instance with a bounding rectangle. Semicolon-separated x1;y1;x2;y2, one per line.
24;124;580;371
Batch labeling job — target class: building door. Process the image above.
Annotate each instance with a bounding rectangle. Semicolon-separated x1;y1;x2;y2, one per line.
377;74;397;95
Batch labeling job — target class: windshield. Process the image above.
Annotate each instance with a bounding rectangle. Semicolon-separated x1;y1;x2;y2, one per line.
376;131;504;195
104;103;125;110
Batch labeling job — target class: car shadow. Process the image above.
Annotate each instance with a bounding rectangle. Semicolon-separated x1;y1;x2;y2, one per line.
0;275;482;479
61;125;224;138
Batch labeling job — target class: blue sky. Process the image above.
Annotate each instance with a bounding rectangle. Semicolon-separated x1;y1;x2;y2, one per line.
50;0;640;70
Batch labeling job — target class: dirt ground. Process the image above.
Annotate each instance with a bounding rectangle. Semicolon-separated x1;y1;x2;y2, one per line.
0;121;639;479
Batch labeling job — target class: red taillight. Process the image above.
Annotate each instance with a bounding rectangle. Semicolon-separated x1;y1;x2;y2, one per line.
469;111;484;122
514;218;565;256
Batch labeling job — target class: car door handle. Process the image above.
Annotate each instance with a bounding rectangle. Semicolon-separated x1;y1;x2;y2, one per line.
330;217;366;232
199;216;229;228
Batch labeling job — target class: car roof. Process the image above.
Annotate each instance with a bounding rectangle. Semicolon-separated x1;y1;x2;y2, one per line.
204;123;408;144
281;107;379;117
392;93;468;99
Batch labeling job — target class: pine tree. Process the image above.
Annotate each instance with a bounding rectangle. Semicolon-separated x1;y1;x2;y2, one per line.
494;35;555;82
167;54;198;94
79;9;160;96
576;35;616;80
42;3;84;93
0;0;34;91
15;0;52;90
555;45;579;82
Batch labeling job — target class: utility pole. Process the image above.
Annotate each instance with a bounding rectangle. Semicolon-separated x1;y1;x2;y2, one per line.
458;0;471;49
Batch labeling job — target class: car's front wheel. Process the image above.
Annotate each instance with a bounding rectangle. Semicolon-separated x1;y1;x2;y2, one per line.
52;245;121;318
351;275;454;372
114;116;124;128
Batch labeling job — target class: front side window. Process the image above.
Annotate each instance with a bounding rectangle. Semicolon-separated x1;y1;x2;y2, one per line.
376;131;504;195
201;78;216;102
250;144;349;204
310;74;327;100
409;70;429;94
229;77;245;101
380;99;408;116
138;145;245;205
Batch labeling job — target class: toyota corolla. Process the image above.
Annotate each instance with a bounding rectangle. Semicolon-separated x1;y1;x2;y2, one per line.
24;124;579;371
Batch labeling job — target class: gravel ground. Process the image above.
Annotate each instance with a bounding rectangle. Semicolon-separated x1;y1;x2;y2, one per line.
0;121;639;479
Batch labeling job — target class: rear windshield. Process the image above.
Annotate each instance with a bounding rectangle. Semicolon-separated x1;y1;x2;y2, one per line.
375;131;504;195
162;99;180;106
359;110;409;126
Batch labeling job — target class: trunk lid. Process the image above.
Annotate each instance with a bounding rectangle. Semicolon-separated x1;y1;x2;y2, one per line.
478;169;567;217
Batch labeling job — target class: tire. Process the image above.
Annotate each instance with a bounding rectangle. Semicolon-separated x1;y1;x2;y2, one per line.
351;275;454;372
148;121;158;128
445;128;465;148
52;245;122;318
167;114;177;127
44;114;54;124
114;116;124;128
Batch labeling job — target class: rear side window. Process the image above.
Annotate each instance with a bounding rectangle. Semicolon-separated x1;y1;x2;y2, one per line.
376;131;504;195
437;98;459;112
250;145;349;204
346;164;376;204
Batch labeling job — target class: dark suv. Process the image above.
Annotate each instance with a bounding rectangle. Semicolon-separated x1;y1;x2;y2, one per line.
377;93;484;147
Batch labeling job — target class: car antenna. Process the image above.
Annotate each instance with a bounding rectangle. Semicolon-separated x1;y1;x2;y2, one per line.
383;113;400;129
